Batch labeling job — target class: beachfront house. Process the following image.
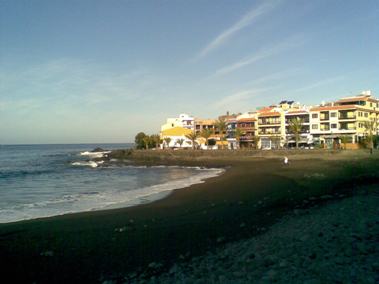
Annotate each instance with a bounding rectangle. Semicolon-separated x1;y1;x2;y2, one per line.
160;127;194;149
257;107;286;149
236;112;258;149
285;108;313;148
194;118;216;135
161;113;195;132
309;91;379;149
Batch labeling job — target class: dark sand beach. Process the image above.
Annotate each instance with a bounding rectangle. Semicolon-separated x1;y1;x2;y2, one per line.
0;150;378;283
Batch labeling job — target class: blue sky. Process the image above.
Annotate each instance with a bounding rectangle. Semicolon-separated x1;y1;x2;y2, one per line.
0;0;378;144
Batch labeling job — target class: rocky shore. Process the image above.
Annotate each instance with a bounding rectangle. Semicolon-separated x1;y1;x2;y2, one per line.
126;185;378;283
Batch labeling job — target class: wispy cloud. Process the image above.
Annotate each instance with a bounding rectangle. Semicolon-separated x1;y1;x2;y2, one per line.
195;1;281;60
245;67;302;86
0;59;161;111
213;87;272;111
291;76;345;93
211;35;305;77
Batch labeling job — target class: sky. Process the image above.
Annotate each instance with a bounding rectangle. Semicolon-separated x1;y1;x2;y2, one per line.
0;0;378;144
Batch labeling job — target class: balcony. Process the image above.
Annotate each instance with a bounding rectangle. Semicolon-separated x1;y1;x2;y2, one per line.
339;127;356;131
258;121;281;125
258;131;281;135
339;115;356;120
240;135;256;141
285;119;310;124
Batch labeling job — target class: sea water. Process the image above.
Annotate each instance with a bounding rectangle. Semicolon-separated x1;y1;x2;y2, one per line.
0;144;223;223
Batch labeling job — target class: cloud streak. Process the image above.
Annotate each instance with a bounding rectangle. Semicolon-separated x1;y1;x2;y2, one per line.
292;76;345;93
211;35;305;77
196;1;280;59
213;87;272;111
0;59;162;111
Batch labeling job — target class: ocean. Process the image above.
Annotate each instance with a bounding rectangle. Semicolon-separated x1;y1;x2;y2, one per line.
0;144;223;223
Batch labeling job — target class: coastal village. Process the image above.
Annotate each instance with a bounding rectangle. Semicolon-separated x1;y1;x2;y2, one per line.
159;90;379;150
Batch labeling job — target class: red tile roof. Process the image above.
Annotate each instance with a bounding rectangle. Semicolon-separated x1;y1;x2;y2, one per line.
286;110;308;115
237;118;257;122
258;111;281;117
336;96;378;103
310;105;357;111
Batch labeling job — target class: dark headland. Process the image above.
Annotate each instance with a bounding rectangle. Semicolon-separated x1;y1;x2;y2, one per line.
0;149;378;283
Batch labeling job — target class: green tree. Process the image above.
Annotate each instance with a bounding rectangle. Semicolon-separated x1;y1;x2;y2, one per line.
185;132;198;150
252;135;260;150
176;138;185;148
200;129;212;149
215;118;227;149
288;118;304;148
150;134;161;149
163;137;171;149
339;135;350;150
364;120;375;154
135;132;147;149
234;128;243;149
142;136;150;150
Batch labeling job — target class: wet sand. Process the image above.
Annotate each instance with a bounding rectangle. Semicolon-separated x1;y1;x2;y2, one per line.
0;151;378;283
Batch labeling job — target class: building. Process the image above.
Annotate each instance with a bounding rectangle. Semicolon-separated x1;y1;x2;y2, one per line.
310;91;379;149
194;118;216;135
160;127;193;148
285;108;313;148
236;112;258;148
161;113;195;132
158;90;377;150
257;107;285;149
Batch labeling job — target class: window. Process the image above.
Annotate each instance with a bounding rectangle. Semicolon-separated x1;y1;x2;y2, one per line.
331;123;337;129
312;113;318;119
358;112;362;117
364;112;368;118
312;124;318;129
330;112;337;118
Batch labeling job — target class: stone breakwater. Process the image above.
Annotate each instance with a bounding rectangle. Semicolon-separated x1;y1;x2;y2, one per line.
123;186;379;283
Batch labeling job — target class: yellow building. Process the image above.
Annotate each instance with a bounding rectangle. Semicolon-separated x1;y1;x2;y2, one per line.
160;127;194;148
310;93;379;148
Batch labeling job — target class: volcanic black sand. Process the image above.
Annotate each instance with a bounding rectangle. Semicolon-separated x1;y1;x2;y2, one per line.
0;150;378;283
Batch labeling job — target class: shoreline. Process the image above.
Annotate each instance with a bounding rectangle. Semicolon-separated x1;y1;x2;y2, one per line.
0;165;225;225
1;151;378;283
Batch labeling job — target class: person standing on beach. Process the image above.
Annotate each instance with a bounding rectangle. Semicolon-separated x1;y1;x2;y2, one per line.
284;156;289;165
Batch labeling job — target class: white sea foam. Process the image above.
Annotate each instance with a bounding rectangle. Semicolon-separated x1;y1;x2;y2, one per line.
71;161;98;168
79;151;110;158
102;168;225;209
0;167;225;223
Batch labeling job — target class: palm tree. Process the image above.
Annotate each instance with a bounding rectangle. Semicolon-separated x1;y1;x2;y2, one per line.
150;134;161;149
234;128;243;149
163;137;171;149
339;135;349;150
364;120;375;154
200;129;212;149
185;132;198;150
215;118;227;149
288;118;304;149
176;138;185;148
252;135;260;150
142;136;150;150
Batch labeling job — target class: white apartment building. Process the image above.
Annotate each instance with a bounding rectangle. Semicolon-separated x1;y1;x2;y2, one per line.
160;113;195;132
